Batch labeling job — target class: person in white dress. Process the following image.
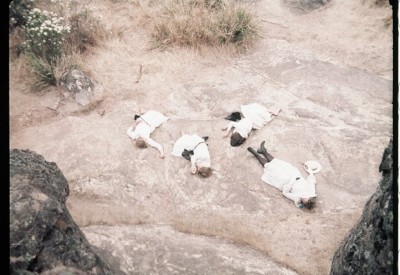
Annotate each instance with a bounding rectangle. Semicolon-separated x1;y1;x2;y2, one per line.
222;103;279;147
172;133;212;178
127;110;169;158
247;141;318;209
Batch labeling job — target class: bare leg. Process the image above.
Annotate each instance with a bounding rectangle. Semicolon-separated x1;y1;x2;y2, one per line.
247;147;268;167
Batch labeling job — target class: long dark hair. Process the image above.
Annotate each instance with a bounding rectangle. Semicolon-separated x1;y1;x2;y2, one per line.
230;133;246;147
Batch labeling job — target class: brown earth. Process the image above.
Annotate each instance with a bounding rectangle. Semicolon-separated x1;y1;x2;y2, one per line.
9;0;393;274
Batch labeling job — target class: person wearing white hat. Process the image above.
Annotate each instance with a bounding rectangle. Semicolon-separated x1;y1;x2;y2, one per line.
127;110;169;158
247;141;321;209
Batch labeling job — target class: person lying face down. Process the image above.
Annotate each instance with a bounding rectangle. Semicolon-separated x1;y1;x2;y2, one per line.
222;103;279;147
171;133;212;178
126;110;169;158
247;141;318;209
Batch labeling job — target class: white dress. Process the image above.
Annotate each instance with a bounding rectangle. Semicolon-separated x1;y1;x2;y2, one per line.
126;110;169;154
241;103;273;130
261;158;317;207
172;134;211;168
224;103;274;139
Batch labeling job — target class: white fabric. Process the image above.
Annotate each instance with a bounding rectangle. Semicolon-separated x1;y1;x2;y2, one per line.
126;110;168;155
231;118;253;138
127;110;169;140
138;110;169;128
224;103;274;139
261;158;317;204
172;134;211;167
241;103;273;130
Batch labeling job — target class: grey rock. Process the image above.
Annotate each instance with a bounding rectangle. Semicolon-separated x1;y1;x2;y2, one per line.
59;70;103;106
9;149;112;274
330;139;393;275
283;0;330;13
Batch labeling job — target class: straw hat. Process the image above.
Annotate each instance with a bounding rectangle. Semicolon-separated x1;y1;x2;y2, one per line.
303;160;322;174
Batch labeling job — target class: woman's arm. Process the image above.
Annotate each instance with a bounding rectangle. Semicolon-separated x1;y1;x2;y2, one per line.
282;177;302;207
190;156;197;174
144;137;164;158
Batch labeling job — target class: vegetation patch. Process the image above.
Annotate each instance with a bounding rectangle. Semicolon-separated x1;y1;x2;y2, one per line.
9;0;108;90
151;0;259;50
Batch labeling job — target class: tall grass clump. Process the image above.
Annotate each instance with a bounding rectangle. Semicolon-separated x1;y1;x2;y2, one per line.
151;0;259;50
65;9;109;53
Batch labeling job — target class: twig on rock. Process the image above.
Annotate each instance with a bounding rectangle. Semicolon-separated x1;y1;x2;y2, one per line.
135;64;143;83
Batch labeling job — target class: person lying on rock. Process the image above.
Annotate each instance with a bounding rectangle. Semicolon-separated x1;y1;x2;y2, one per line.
127;110;169;158
247;141;319;209
172;133;212;178
222;103;280;147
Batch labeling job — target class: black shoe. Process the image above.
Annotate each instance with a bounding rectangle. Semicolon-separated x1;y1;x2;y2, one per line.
202;136;209;142
182;149;193;161
257;141;266;154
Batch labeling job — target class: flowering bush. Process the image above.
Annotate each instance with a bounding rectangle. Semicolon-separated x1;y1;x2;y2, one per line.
9;0;36;30
21;7;71;87
23;8;70;63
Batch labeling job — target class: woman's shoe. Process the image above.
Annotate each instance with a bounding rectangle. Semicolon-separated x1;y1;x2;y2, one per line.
257;141;267;154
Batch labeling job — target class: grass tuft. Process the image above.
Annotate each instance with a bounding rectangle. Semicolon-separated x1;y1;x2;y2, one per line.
150;0;259;50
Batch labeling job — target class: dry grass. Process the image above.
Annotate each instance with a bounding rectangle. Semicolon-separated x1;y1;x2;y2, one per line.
149;0;260;50
10;0;259;92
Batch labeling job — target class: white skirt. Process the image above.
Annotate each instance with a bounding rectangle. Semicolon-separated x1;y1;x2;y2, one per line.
261;158;301;190
171;134;203;157
241;103;273;130
140;110;169;128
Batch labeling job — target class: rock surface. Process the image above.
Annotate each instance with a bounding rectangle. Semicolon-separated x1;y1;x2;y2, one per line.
9;1;393;274
83;224;298;274
330;139;394;275
9;149;112;274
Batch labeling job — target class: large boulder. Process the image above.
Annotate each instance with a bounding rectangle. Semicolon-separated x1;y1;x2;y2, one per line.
330;139;393;275
59;69;104;107
10;149;112;274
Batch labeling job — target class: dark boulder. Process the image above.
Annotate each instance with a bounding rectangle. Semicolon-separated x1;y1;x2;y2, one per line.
10;149;112;274
330;139;394;275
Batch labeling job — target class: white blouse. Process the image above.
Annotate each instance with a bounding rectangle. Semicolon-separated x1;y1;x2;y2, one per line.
172;134;211;168
127;110;169;155
224;103;274;138
127;110;169;139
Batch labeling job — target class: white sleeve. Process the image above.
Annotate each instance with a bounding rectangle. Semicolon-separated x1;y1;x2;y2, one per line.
144;137;163;155
127;126;138;140
307;174;316;185
282;177;302;207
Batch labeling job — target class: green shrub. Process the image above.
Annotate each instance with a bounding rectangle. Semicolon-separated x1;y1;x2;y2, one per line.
23;8;70;62
28;54;57;88
9;0;36;30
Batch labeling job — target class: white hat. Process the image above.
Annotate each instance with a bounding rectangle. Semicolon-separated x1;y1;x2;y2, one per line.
303;160;322;174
